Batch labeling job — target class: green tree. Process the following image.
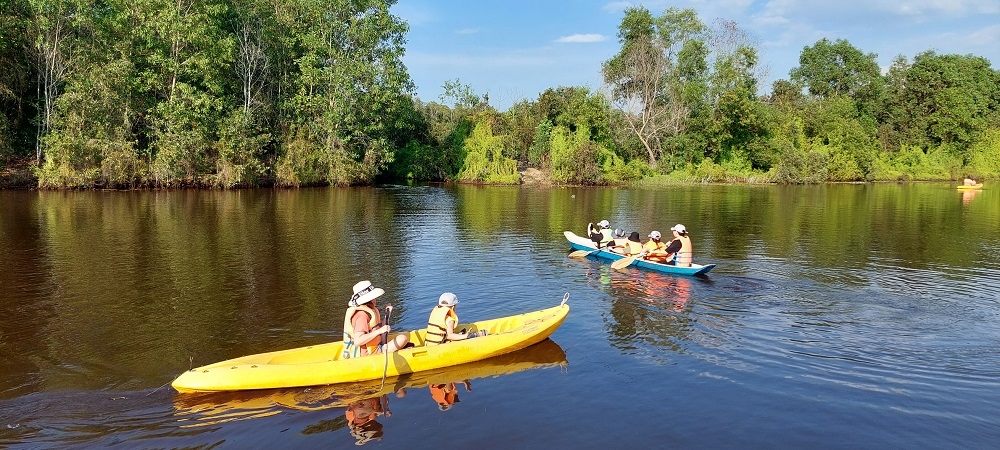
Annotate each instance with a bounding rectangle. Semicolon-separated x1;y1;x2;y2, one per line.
789;38;883;114
888;51;1000;160
277;0;413;186
457;116;519;184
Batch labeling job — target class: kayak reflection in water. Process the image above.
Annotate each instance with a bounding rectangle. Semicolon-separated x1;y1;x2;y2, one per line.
430;380;471;411
962;188;978;205
345;392;398;445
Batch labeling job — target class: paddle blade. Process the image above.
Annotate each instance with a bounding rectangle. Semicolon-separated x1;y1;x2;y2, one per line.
610;255;637;270
568;250;593;258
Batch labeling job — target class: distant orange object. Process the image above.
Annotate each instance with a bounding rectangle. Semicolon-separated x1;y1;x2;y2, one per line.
962;189;979;205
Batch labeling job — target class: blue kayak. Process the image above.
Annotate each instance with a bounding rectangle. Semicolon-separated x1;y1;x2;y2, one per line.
564;231;716;276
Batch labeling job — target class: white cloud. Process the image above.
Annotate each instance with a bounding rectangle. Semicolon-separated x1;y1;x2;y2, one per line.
603;1;634;13
967;24;1000;46
556;34;607;43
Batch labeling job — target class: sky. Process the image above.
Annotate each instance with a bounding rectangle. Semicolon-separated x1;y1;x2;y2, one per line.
391;0;1000;111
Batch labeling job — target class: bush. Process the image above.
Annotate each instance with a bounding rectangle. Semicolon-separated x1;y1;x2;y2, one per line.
772;148;828;184
457;120;520;184
966;129;1000;179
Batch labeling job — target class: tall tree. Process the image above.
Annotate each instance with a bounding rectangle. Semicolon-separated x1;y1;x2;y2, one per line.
789;38;883;117
890;51;1000;159
277;0;413;186
602;6;709;168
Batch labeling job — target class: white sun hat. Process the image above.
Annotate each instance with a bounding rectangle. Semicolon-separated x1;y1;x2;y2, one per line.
438;292;458;307
649;230;661;239
349;280;384;307
598;220;610;228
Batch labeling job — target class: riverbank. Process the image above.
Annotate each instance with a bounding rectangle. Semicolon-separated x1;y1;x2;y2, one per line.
0;157;37;189
1;158;989;190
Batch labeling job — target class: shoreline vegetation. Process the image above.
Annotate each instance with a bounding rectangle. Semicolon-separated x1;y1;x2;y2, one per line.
2;3;998;191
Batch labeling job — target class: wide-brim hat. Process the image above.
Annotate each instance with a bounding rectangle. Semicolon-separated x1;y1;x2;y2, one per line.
628;231;641;242
350;280;384;307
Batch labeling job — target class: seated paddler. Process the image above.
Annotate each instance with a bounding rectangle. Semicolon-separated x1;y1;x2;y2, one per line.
425;293;484;345
342;280;409;358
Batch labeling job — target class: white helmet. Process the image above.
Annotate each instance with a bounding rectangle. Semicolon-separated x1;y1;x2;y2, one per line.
649;231;662;240
438;292;458;307
598;220;610;229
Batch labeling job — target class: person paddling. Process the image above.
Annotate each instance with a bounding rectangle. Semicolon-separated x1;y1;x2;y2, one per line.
587;220;614;247
623;231;643;255
342;280;409;358
642;231;670;263
607;229;629;253
664;224;693;267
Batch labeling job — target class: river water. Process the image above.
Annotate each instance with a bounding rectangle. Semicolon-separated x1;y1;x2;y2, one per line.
1;183;998;448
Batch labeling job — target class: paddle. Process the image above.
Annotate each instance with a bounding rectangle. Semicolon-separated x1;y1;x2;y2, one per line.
379;306;393;390
568;249;598;258
610;254;639;270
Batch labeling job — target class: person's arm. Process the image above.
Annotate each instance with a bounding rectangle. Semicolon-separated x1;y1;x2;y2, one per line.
662;240;682;259
444;317;468;341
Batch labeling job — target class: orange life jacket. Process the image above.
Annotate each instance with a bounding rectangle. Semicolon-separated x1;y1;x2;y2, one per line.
342;304;380;357
430;383;458;407
643;239;668;262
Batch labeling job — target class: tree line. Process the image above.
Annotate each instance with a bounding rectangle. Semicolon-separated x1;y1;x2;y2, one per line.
1;2;998;188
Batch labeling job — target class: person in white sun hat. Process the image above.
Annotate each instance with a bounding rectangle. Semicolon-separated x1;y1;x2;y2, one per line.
342;280;409;358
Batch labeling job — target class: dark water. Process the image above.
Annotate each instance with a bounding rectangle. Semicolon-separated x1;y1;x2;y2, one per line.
1;183;998;449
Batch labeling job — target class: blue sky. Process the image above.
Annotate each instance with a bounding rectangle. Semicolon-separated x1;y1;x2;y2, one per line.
391;0;1000;111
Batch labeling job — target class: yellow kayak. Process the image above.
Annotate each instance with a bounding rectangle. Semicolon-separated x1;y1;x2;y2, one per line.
172;338;567;426
172;298;570;393
957;183;984;190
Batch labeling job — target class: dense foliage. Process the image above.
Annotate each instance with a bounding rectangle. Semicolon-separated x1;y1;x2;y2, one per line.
1;2;998;188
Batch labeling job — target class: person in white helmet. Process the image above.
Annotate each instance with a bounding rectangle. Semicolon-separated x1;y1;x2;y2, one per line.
425;292;485;346
587;219;614;247
642;230;670;263
666;224;693;267
342;280;409;358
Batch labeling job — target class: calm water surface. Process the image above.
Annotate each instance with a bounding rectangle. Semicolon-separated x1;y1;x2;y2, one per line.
1;183;998;448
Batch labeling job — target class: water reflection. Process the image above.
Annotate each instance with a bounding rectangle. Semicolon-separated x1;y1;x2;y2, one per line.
962;188;979;205
344;394;391;445
172;339;567;435
429;379;470;411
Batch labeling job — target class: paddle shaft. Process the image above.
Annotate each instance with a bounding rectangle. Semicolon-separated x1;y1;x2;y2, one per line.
379;307;392;390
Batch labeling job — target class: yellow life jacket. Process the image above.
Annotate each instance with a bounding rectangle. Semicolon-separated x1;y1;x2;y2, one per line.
342;304;380;358
425;305;458;346
675;235;693;267
643;239;668;262
625;240;643;255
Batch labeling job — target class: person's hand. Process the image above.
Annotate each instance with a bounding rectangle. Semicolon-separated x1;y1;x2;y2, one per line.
378;325;390;334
